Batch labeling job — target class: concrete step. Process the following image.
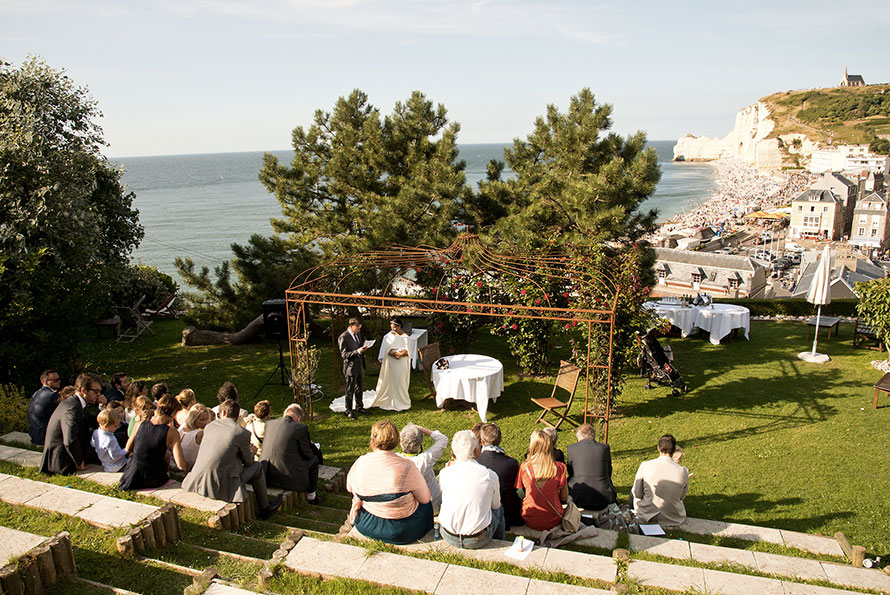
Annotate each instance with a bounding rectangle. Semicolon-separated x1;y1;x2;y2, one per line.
680;516;846;557
0;527;76;593
284;536;613;594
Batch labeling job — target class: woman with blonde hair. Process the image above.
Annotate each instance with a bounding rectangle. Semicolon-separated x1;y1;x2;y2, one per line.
128;396;155;438
179;403;211;468
514;429;569;530
173;389;196;428
346;420;433;544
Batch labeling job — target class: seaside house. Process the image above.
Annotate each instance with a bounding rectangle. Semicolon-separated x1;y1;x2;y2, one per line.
789;189;845;241
652;248;768;298
792;254;885;299
810;172;858;235
809;145;890;175
848;190;889;254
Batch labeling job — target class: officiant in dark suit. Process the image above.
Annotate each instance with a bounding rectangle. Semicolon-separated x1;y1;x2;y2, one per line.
337;316;369;419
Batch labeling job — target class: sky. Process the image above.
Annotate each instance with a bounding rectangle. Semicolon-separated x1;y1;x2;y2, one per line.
3;0;889;158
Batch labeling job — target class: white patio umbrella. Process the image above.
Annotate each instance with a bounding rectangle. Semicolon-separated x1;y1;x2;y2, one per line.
799;244;833;363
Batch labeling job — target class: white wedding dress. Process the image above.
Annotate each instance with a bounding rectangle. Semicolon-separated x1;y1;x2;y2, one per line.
370;331;412;411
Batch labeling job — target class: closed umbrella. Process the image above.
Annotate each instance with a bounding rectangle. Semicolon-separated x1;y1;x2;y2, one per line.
799;245;833;363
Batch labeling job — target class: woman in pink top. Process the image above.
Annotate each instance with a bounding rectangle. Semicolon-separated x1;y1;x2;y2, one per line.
347;420;433;544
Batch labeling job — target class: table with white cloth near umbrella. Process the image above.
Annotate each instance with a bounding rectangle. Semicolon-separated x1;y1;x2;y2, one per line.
431;354;504;422
799;245;833;364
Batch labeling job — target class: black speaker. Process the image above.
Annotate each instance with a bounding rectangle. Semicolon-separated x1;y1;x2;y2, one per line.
262;299;288;340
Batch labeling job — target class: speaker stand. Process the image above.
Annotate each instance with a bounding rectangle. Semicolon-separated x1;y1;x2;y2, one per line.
254;338;290;398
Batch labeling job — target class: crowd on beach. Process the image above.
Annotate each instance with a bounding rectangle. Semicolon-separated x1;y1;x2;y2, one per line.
654;159;816;236
27;369;690;548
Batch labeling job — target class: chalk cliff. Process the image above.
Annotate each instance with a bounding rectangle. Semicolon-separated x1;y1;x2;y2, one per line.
673;102;812;170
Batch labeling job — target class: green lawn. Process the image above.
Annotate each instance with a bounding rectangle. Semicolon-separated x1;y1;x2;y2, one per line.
83;318;890;554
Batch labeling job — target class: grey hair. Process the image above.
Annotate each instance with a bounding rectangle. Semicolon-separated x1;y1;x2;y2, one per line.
451;430;479;462
284;403;303;419
400;424;423;454
576;423;596;441
542;426;558;445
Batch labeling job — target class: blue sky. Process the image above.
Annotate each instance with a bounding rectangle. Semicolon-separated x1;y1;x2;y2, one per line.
3;0;888;157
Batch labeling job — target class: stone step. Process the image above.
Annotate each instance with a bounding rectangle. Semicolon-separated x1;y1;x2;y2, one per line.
204;579;261;594
0;527;77;594
507;523;619;551
627;558;872;595
0;432;32;447
284;536;613;594
680;516;846;557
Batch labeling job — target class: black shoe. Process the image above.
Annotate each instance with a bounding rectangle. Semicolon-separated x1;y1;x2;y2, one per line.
345;411;356;419
258;494;283;520
308;494;326;506
355;408;370;415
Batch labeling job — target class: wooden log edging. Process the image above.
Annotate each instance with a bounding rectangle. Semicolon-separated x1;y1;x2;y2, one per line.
326;466;349;492
115;505;181;555
0;532;76;594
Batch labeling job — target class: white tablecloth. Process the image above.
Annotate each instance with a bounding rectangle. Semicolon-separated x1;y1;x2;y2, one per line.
693;304;750;345
431;354;504;422
377;328;428;369
645;302;750;345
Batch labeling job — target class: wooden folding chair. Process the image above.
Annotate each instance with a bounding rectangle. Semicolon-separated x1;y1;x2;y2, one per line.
417;342;441;400
532;360;582;429
114;297;155;343
144;293;179;319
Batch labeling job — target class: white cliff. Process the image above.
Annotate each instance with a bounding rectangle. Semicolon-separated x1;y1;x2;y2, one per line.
673;102;807;170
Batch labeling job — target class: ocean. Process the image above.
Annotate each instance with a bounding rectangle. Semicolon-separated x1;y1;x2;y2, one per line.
114;141;716;279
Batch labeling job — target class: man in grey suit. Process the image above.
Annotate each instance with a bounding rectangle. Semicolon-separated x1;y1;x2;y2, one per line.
261;404;325;505
182;399;282;519
337;316;369;419
566;423;617;511
40;373;103;475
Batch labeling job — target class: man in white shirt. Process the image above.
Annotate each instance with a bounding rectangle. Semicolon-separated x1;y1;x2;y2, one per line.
437;430;501;549
631;434;689;527
399;424;448;512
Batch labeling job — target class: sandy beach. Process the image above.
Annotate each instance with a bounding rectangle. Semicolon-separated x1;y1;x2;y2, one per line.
654;159;815;236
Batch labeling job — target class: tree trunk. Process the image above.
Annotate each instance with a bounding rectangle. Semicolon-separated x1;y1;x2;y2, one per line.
181;315;265;347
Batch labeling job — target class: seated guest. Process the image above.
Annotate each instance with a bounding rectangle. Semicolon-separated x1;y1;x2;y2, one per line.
182;399;281;519
437;430;502;549
179;404;211;469
398;424;448;512
245;400;271;457
261;404;325;504
104;372;130;403
173;389;196;428
28;369;62;446
40;373;104;475
346;420;433;545
566;423;616;511
477;423;524;529
210;381;248;426
123;380;148;424
631;434;689;527
120;395;187;490
541;426;565;464
128;396;155;438
150;382;169;404
514;429;568;531
91;408;129;472
104;401;130;448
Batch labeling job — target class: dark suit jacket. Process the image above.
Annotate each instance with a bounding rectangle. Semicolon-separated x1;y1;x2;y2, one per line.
39;397;85;475
260;416;318;491
182;417;255;503
104;386;125;403
28;386;59;446
477;448;524;528
566;438;616;510
337;329;365;376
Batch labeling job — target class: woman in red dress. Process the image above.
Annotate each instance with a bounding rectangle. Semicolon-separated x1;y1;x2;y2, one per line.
514;429;568;531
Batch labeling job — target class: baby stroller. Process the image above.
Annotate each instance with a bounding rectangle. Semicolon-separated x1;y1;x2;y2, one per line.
640;330;688;396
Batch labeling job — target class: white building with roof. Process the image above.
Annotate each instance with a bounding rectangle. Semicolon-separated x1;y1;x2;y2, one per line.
653;248;768;298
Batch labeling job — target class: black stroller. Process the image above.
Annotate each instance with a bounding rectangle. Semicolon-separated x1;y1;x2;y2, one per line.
639;330;688;396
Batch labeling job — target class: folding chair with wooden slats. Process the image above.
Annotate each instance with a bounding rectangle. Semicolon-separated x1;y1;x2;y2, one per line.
144;293;179;319
417;342;441;400
532;360;582;429
114;297;155;343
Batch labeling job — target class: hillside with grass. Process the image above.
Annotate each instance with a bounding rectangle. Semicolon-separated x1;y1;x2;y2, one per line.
762;84;890;153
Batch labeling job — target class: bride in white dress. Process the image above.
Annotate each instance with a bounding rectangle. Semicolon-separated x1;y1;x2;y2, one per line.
371;318;412;411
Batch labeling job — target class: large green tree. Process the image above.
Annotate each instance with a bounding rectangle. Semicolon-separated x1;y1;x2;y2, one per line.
466;88;661;249
0;57;142;383
177;89;467;329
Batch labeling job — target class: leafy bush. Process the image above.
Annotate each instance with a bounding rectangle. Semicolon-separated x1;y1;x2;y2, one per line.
855;278;890;355
718;298;858;318
0;384;28;434
109;264;178;312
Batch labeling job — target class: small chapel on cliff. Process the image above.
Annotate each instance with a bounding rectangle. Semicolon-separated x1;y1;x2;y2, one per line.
839;67;865;87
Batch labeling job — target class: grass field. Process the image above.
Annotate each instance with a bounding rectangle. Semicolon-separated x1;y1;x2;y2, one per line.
82;318;890;555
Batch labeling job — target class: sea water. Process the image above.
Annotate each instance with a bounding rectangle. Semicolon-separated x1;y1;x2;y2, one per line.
114;141;715;279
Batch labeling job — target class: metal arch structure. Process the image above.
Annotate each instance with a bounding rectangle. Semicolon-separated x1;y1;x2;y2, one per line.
284;233;621;441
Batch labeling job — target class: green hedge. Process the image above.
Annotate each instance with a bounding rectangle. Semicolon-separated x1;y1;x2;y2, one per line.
716;298;859;317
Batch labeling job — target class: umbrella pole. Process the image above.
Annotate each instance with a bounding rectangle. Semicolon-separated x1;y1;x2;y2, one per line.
811;305;822;355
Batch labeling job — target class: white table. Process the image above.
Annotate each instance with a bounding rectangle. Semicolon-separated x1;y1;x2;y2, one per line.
693;303;750;345
645;302;750;345
431;354;504;422
377;328;428;369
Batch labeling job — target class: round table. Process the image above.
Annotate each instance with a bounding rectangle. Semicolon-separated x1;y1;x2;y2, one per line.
431;354;504;422
643;302;697;336
693;303;750;345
